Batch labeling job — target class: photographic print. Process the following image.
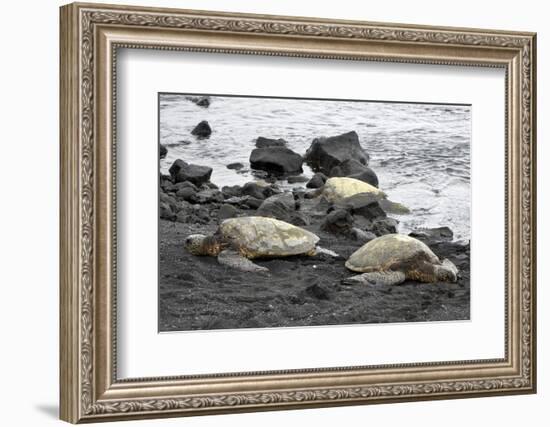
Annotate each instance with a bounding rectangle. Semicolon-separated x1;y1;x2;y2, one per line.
158;94;471;332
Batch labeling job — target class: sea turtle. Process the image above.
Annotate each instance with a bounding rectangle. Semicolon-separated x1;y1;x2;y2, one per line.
319;177;410;215
184;216;337;273
321;177;385;203
343;233;458;286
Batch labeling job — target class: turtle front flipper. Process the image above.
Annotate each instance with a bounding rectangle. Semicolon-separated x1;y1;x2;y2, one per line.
342;271;406;286
217;250;269;274
436;258;459;282
378;198;410;215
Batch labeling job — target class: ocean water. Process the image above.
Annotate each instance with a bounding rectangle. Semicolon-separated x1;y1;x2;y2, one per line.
160;94;471;241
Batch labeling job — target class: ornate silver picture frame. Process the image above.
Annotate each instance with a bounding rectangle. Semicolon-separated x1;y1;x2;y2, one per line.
60;2;536;423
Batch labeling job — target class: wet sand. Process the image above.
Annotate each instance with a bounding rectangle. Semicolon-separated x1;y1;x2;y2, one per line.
159;217;470;332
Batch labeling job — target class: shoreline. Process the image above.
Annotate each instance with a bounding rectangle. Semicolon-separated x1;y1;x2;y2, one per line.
159;126;470;332
160;96;471;240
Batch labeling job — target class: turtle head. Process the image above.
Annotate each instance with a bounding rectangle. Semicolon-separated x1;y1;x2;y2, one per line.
184;234;208;255
435;258;459;282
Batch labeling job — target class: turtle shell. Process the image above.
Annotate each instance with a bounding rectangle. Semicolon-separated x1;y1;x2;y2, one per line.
345;234;440;273
219;216;319;259
321;177;386;202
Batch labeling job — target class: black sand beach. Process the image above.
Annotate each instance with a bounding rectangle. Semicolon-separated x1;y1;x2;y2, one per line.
159;193;470;332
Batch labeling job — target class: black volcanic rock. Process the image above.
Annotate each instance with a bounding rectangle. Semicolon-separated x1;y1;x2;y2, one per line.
159;201;176;221
186;96;211;108
249;147;303;175
222;185;243;199
330;159;379;187
241;182;273;200
218;204;238;221
169;159;212;186
306;172;328;189
226;162;244;170
194;189;224;204
175;186;197;202
336;193;387;220
321;209;354;235
305;131;369;174
191;120;212;138
256;193;297;222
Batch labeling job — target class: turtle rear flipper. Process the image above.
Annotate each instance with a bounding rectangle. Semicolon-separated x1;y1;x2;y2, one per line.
314;246;340;258
342;271;406;286
217;250;269;274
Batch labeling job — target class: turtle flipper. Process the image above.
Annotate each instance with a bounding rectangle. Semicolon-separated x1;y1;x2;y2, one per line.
314;246;340;258
342;271;406;286
437;258;459;282
217;250;269;273
378;198;410;215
